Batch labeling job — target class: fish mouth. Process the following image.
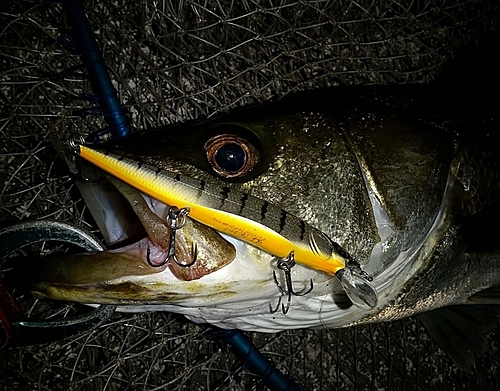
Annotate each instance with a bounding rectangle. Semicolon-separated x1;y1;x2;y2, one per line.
30;169;251;301
30;166;338;310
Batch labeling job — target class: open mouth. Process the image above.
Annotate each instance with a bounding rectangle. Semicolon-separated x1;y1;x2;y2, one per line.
103;174;237;281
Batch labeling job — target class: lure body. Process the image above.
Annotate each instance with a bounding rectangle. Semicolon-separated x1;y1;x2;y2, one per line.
79;145;347;275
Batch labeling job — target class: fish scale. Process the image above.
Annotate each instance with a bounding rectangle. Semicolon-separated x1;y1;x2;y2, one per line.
79;145;347;275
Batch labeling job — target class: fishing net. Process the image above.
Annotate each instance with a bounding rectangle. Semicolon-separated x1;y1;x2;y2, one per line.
1;0;500;390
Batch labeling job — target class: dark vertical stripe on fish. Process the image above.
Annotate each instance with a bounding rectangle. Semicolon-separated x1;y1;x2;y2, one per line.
174;173;181;182
299;220;306;240
261;201;268;221
239;192;248;215
137;162;143;170
279;209;287;233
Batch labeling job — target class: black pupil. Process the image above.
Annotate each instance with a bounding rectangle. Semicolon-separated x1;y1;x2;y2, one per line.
215;143;246;172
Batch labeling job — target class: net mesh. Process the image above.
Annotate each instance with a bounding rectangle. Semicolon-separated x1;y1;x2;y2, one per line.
1;0;500;390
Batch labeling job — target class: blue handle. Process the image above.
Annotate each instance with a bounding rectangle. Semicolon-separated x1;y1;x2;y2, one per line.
63;0;131;141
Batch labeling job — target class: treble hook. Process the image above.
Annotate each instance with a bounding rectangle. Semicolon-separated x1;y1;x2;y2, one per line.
270;251;314;315
146;206;197;268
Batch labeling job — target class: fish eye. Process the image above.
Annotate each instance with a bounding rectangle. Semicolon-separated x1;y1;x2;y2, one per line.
204;133;259;178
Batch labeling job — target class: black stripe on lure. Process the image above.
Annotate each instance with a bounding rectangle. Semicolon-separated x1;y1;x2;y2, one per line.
78;145;378;309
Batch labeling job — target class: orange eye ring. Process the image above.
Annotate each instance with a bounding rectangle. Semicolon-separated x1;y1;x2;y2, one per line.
204;134;259;178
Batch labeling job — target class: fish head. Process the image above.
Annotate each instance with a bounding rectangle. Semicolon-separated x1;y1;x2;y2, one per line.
101;96;382;263
33;87;486;332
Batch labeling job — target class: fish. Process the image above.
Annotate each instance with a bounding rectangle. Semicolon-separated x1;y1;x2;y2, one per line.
31;85;500;370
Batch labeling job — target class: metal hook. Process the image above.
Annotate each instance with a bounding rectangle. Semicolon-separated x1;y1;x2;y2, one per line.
270;251;314;315
146;206;197;268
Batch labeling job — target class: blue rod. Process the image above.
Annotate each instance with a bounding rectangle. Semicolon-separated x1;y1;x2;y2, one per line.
63;0;131;141
214;329;303;391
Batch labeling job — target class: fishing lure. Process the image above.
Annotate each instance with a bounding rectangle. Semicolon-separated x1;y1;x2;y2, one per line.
78;145;345;273
78;145;378;308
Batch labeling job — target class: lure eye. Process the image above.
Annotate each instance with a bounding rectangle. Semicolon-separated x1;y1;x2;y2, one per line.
204;134;259;178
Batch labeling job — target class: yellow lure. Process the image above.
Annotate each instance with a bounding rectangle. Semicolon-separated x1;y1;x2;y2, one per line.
79;145;346;275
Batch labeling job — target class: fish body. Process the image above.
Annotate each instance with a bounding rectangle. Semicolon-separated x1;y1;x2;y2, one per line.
33;86;500;335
